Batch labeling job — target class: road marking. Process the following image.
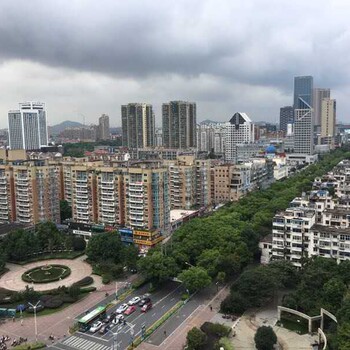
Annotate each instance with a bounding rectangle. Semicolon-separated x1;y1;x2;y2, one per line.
76;332;109;342
170;298;174;301
61;335;110;350
151;312;156;317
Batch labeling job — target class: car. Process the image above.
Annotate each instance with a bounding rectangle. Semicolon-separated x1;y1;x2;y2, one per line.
141;302;152;312
102;312;116;323
138;297;151;307
99;323;111;334
116;303;128;314
124;305;136;315
128;296;141;305
112;314;125;324
89;321;103;333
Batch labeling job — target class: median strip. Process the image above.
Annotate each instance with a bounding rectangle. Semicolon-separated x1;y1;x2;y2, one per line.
127;300;184;349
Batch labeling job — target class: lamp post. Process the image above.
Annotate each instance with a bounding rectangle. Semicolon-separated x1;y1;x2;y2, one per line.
184;261;194;268
28;301;40;341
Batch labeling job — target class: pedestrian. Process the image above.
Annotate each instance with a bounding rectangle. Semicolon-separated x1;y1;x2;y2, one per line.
209;304;213;311
12;317;15;323
164;330;166;337
20;319;23;326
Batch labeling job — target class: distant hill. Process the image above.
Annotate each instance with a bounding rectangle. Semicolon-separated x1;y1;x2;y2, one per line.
49;120;83;135
200;119;221;125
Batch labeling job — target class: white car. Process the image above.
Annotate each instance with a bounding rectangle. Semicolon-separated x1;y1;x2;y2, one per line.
116;303;128;314
112;314;125;324
128;296;141;305
89;321;103;333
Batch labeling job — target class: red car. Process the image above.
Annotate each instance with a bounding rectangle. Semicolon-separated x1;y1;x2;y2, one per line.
124;305;136;315
141;303;152;313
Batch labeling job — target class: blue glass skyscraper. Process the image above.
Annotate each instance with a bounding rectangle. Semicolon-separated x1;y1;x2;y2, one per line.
293;76;313;109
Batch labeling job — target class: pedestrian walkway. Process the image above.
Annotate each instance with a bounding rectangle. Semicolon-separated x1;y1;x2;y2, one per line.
57;335;110;350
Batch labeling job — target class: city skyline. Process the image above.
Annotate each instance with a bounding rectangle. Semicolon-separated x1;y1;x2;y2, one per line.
0;1;350;128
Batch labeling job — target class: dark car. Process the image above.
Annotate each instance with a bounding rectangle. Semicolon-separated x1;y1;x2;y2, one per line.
138;297;151;307
103;312;116;324
99;323;111;334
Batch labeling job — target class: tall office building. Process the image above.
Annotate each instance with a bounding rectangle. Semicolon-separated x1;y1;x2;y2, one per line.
320;98;336;145
224;112;255;163
313;88;330;126
162;101;197;149
279;106;294;133
98;114;110;140
293;76;314;154
121;103;155;149
293;76;313;109
8;102;48;150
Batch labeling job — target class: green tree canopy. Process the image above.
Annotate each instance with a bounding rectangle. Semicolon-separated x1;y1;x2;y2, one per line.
186;327;207;350
254;326;277;350
178;267;211;293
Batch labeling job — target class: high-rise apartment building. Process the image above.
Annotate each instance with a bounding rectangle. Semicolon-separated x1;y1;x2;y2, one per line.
8;102;48;150
0;158;60;225
162;101;197;149
294;109;314;154
121;103;155;149
320;98;336;145
293;76;314;155
279;106;294;133
313;88;330;126
293;76;313;109
224;112;255;163
98;114;110;140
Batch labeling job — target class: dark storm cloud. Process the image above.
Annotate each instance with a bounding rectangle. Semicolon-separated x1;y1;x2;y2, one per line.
0;0;350;126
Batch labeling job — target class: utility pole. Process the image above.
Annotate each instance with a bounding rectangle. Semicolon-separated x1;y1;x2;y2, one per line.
28;301;41;341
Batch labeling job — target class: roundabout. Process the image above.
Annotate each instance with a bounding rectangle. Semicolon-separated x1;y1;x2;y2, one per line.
22;264;71;283
0;256;101;291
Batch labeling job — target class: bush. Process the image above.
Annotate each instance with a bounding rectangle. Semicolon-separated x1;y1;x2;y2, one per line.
61;294;76;303
80;286;97;293
43;296;63;309
201;322;230;338
254;326;277;350
102;274;111;284
217;337;234;350
72;236;86;251
73;276;93;287
186;327;207;350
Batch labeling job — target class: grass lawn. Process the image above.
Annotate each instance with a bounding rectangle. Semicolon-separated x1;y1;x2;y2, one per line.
276;316;308;335
23;265;70;283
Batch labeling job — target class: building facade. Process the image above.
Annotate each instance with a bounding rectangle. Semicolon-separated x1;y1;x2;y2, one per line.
8;102;48;150
320;98;336;146
224;112;255;163
98;114;110;141
121;103;155;149
279;106;294;134
162;101;197;149
313;88;331;126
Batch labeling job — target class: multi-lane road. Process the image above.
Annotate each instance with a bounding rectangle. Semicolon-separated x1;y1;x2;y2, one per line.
49;281;185;350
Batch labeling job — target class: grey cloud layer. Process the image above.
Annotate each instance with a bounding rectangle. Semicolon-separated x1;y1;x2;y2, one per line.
0;0;349;125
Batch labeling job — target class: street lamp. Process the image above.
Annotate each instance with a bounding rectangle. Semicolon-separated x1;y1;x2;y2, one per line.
28;301;40;341
108;328;120;350
184;262;194;268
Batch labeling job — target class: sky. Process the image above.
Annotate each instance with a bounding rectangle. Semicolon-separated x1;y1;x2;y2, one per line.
0;0;350;128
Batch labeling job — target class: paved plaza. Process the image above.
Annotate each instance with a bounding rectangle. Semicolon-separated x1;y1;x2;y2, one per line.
0;256;102;291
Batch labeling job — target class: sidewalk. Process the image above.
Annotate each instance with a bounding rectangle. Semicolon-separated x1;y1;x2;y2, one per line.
138;286;230;350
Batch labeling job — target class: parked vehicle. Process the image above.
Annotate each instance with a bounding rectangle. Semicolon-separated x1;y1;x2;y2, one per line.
138;297;151;307
116;304;128;314
89;321;103;333
128;296;141;305
124;305;136;315
141;302;152;313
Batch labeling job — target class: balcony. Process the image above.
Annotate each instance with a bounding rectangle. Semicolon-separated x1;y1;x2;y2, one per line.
129;203;144;210
101;196;115;202
102;207;115;213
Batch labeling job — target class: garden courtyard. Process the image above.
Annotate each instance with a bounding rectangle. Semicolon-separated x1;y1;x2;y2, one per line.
0;255;102;291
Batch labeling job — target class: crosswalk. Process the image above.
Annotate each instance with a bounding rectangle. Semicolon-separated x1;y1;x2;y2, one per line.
60;336;110;350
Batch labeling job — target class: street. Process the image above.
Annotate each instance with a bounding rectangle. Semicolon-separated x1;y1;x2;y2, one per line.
49;281;184;350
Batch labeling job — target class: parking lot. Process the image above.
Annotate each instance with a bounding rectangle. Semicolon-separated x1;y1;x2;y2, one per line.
49;281;184;350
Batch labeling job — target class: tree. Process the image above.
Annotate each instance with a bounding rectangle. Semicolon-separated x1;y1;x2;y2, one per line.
122;244;139;270
322;277;346;313
60;200;72;222
36;222;64;252
197;249;221;277
235;266;276;307
254;326;277;350
137;251;179;285
86;232;124;264
186;327;206;350
72;236;86;251
337;322;350;350
178;267;211;293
